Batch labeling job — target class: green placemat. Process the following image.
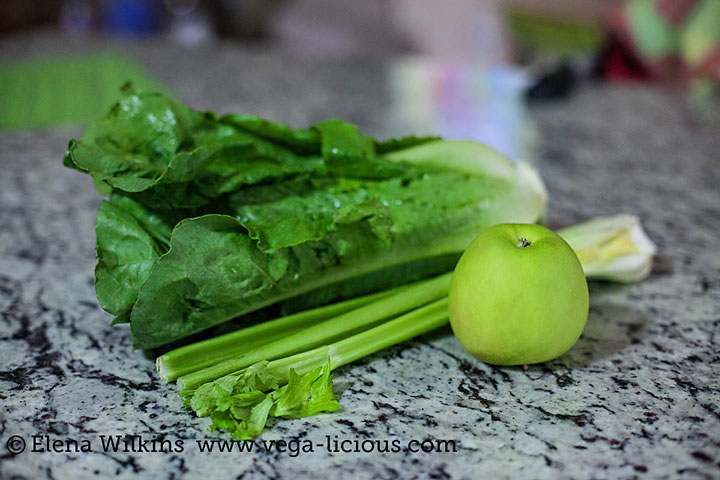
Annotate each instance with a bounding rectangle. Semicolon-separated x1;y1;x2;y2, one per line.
506;10;603;56
0;53;169;129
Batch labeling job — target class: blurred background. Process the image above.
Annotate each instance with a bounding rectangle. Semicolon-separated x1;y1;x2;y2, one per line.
1;0;719;159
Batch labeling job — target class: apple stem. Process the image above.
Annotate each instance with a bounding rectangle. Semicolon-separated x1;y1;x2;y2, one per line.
517;237;531;248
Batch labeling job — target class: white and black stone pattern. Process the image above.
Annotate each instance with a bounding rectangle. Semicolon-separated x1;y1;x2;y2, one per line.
1;32;719;480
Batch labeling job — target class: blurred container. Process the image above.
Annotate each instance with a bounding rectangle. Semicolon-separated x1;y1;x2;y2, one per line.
388;58;536;161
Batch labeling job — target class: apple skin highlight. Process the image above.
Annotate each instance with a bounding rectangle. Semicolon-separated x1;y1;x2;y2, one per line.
448;223;589;365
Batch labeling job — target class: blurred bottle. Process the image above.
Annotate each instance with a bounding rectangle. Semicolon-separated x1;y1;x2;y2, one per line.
101;0;161;36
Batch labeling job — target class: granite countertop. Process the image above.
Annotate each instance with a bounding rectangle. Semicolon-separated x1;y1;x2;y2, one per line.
1;33;719;480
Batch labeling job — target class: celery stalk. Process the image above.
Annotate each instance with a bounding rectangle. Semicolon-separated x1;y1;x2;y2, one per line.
176;273;451;392
558;214;657;282
158;285;405;382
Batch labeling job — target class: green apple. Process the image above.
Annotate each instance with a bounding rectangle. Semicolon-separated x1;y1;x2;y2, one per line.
448;223;589;365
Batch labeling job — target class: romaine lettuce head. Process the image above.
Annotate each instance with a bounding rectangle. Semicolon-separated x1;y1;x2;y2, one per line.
64;88;547;349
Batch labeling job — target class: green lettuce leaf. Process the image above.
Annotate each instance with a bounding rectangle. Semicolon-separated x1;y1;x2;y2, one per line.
94;195;172;324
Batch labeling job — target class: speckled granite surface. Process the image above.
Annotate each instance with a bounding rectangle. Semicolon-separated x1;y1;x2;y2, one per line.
1;33;719;480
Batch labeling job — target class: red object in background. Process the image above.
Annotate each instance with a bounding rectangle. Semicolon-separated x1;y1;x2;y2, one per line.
597;34;652;82
701;48;720;80
656;0;698;25
600;0;719;84
597;8;655;83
